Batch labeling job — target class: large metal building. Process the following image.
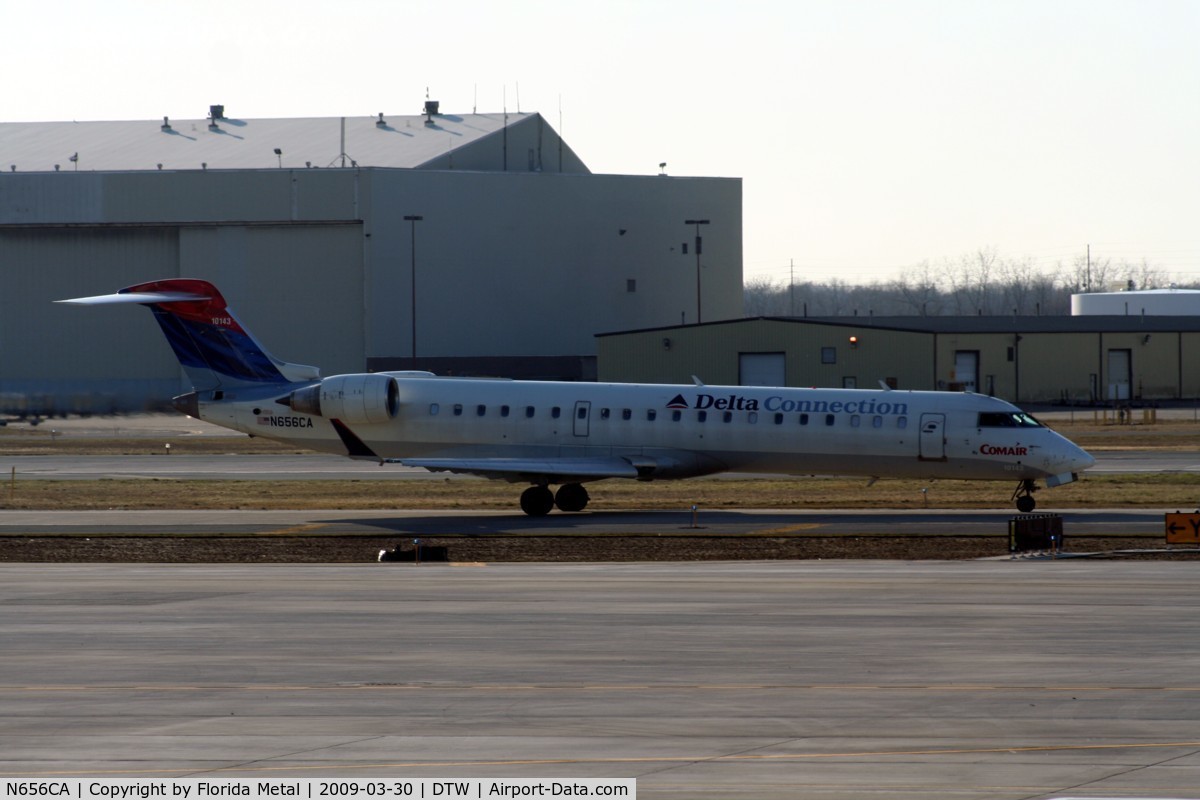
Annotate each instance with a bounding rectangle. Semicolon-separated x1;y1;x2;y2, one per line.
0;104;742;413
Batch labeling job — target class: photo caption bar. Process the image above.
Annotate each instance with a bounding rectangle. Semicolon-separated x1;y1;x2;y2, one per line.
1;780;635;800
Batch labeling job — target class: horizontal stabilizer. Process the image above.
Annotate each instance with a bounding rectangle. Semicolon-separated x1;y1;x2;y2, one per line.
56;290;210;306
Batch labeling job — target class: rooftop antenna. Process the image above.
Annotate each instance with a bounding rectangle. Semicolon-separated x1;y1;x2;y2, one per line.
473;84;477;115
327;117;358;168
516;82;521;113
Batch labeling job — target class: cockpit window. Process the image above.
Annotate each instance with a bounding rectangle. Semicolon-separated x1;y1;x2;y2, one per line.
978;412;1042;428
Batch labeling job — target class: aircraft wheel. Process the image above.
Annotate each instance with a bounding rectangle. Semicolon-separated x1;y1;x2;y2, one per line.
520;486;555;516
1015;494;1036;513
555;483;590;512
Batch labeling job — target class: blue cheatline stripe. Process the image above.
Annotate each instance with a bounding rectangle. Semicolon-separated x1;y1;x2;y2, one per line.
151;308;286;384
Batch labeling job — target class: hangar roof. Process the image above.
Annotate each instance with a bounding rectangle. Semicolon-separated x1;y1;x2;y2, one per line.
0;109;550;173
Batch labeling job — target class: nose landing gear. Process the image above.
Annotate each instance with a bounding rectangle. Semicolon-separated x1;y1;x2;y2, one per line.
1012;479;1038;513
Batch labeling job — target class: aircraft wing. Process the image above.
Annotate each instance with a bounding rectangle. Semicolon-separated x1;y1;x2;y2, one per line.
399;457;641;483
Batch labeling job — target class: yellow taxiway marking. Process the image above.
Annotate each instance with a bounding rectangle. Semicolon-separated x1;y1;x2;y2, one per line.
262;523;328;536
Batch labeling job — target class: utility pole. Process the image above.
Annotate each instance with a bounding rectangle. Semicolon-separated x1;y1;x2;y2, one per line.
404;215;424;361
684;219;710;324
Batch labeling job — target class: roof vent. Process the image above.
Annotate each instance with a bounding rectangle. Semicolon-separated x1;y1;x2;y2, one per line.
161;116;172;132
208;105;224;131
376;112;387;128
424;99;439;126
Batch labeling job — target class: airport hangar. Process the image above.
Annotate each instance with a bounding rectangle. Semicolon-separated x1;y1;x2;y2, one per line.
597;312;1200;405
0;103;742;412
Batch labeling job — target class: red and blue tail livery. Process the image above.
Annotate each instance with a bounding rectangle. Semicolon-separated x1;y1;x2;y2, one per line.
58;279;318;388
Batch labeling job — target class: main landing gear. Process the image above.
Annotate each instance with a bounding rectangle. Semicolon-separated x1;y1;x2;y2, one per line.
519;483;590;516
1012;479;1038;513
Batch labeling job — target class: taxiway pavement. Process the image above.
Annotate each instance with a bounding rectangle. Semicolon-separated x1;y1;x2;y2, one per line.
1;561;1197;799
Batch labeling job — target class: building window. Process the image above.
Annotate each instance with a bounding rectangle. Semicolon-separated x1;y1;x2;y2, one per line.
821;346;837;365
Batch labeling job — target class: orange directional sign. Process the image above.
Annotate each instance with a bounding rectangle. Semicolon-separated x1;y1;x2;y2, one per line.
1164;512;1200;543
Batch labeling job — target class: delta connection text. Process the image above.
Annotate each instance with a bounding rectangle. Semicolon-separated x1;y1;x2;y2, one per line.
2;781;634;800
682;392;908;415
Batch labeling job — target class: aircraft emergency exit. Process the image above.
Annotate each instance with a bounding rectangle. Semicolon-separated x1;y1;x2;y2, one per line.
59;279;1094;515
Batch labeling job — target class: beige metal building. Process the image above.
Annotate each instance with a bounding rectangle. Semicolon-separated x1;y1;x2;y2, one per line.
598;316;1200;405
0;105;742;411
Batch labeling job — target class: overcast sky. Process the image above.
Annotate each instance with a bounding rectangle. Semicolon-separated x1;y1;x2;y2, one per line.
5;0;1197;286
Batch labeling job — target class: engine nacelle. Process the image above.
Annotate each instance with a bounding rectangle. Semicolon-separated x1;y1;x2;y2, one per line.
287;374;399;424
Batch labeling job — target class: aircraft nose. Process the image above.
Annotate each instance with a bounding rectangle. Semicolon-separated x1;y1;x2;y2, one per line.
1065;442;1095;472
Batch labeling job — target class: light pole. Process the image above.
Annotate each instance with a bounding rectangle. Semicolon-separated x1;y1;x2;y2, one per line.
684;219;709;324
404;215;423;362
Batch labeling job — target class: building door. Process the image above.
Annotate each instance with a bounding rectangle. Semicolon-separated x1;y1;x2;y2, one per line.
953;350;979;393
919;413;947;461
1107;349;1132;401
573;400;591;437
739;352;785;386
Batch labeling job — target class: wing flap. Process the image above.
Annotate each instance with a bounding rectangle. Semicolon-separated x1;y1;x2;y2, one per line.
400;456;640;482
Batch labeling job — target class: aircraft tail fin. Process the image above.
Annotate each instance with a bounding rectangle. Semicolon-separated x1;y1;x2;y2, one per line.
58;278;320;389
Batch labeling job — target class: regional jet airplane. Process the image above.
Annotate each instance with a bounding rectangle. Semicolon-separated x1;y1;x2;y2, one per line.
60;279;1094;515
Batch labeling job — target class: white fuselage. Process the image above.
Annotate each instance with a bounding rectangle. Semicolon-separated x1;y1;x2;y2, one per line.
193;375;1094;484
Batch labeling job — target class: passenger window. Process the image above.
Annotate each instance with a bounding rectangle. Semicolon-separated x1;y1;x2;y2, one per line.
552;407;561;419
697;411;707;422
850;415;861;428
477;405;486;416
748;412;758;424
453;404;463;416
622;408;632;420
647;409;657;421
723;411;733;423
799;413;809;425
774;413;784;425
525;406;535;418
500;405;510;417
872;415;883;428
897;416;908;429
825;414;835;426
600;408;610;419
672;410;682;421
429;403;440;415
577;406;587;420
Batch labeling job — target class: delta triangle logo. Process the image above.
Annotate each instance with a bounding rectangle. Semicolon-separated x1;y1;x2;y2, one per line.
666;394;690;409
